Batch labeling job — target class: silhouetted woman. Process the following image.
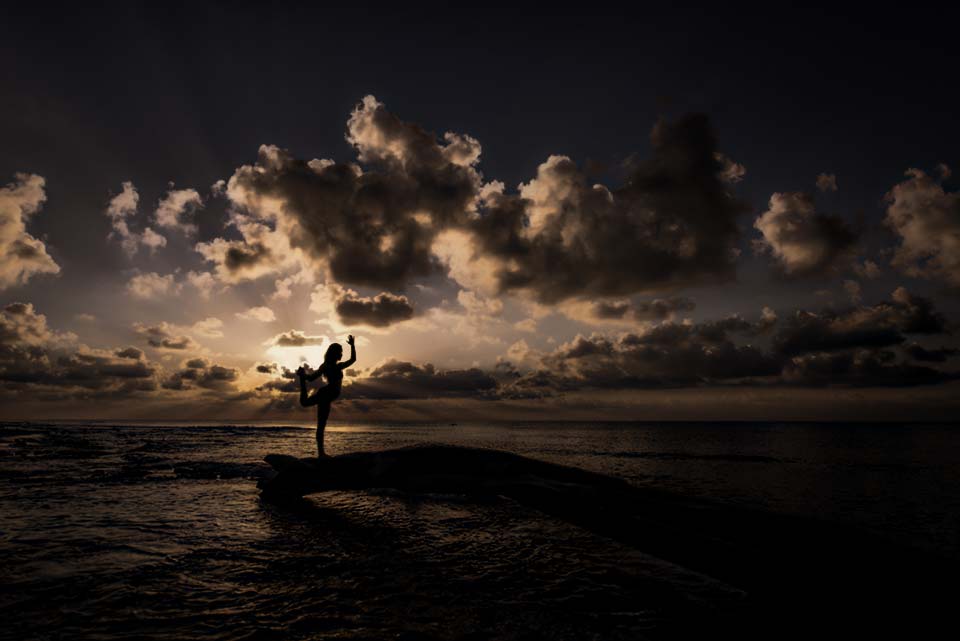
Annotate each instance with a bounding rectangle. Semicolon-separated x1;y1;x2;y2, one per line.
297;335;356;457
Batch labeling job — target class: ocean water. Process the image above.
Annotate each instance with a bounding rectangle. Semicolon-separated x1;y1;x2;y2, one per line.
2;420;958;640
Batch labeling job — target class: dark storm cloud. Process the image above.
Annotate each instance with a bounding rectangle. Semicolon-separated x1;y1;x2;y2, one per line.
256;362;278;374
132;323;199;351
591;296;695;321
753;192;858;277
905;344;959;363
772;288;948;357
473;114;747;302
333;289;415;327
345;360;498;399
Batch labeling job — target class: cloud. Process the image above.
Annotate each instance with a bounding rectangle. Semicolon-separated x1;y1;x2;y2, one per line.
266;330;327;347
753;192;857;276
1;303;159;397
905;344;958;363
843;280;862;304
133;322;199;351
503;320;781;396
127;272;181;298
154;187;202;234
514;318;538;332
772;288;948;357
105;181;167;256
333;288;415;327
884;168;960;286
783;350;956;387
194;213;301;284
190;317;223;338
1;302;75;348
345;359;498;399
585;296;696;322
214;100;746;305
816;173;838;192
163;361;239;391
0;173;60;290
186;271;217;299
473;114;747;302
714;152;746;183
854;260;881;279
457;290;503;318
216;96;482;292
115;347;144;360
236;306;276;322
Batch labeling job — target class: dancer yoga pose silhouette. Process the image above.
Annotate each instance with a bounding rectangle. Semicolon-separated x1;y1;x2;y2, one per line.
297;335;356;457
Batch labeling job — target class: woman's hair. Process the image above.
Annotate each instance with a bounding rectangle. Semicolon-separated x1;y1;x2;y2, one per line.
324;343;343;363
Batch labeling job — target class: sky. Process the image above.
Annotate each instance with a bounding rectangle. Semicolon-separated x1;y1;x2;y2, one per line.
2;3;959;422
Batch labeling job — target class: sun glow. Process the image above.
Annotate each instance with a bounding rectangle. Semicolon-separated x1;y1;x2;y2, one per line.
265;344;330;371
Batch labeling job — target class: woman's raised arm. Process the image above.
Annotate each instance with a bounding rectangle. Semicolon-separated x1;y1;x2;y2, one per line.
340;335;356;369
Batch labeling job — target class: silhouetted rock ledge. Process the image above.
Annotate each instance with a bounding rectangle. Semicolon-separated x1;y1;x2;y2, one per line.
259;444;631;501
259;444;959;639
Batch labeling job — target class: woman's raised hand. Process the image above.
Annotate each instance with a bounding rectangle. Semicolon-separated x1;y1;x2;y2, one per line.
346;334;355;346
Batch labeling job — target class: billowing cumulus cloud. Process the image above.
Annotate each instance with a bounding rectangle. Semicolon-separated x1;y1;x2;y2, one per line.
754;192;857;276
195;213;302;284
472;115;747;302
212;100;745;305
154;187;202;234
105;181;167;256
218;96;482;291
884;168;960;286
0;173;60;290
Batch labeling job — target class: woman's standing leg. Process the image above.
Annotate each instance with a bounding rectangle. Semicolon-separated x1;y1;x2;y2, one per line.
316;401;332;457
